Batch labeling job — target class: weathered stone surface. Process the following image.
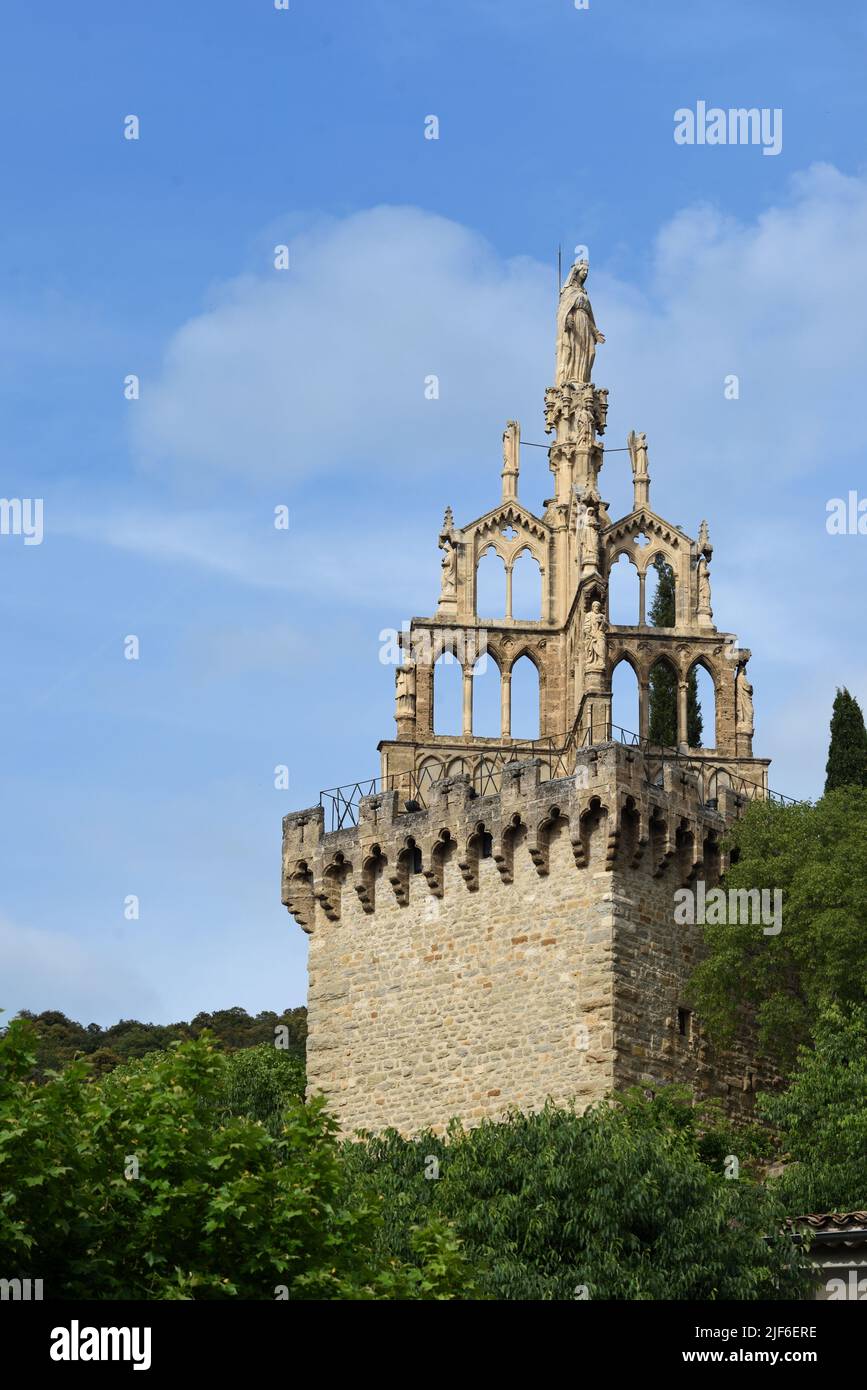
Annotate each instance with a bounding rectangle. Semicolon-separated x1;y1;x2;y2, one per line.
284;748;769;1135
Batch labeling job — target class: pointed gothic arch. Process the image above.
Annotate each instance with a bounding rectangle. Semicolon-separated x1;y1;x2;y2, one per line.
611;654;640;736
687;658;716;750
509;652;541;740
472;649;501;737
433;649;462;735
475;545;506;618
510;547;543;621
609;551;640;625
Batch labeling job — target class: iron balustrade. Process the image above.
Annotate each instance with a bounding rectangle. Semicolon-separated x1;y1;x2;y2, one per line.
319;724;797;831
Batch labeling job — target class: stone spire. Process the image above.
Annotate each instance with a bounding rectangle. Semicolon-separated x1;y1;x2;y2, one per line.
545;261;609;505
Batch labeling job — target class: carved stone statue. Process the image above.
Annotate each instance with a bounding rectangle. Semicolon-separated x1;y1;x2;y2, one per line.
626;429;650;509
395;663;416;720
502;420;519;473
698;518;713;559
578;498;601;574
555;261;605;386
501;420;520;501
736;665;754;735
439;542;457;600
627;430;649;480
438;507;459;606
573;382;598;447
582;600;607;669
697;555;713;621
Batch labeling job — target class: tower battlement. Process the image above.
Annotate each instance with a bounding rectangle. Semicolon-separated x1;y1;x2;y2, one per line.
283;742;744;935
283;746;769;1135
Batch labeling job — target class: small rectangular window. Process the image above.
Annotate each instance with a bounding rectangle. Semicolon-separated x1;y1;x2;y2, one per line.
677;1007;692;1038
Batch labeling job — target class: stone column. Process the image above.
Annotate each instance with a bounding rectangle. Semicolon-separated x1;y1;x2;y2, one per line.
505;564;513;621
639;679;649;740
419;660;434;735
677;679;688;749
500;669;511;739
638;570;646;625
462;666;473;737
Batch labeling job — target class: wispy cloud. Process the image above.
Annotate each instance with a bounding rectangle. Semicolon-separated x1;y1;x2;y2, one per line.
57;503;436;610
0;915;162;1024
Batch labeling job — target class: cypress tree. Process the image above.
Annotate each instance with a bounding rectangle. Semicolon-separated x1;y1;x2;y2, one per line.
824;687;867;791
646;556;703;748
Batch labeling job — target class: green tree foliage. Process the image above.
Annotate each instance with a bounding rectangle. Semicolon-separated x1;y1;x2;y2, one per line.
689;789;867;1067
222;1044;306;1135
343;1090;810;1300
646;555;702;747
758;1004;867;1216
0;1021;471;1300
824;687;867;792
10;1006;307;1080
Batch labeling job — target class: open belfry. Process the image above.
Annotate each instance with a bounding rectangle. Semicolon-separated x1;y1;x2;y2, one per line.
283;259;776;1135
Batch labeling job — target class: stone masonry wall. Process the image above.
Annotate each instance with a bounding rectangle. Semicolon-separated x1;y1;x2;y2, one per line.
282;744;772;1136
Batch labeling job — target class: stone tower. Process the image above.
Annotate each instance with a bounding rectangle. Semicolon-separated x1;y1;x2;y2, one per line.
283;259;778;1135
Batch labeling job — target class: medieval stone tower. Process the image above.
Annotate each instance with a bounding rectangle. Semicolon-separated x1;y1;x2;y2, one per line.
283;259;777;1135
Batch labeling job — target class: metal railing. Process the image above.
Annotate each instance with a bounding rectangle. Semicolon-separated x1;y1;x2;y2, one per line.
320;723;797;831
580;723;797;808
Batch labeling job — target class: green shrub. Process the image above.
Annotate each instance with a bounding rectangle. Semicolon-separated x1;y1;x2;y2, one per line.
0;1019;473;1300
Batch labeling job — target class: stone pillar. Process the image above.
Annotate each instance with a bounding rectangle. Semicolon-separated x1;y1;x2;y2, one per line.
418;660;434;736
639;679;649;740
505;564;513;621
638;570;646;626
501;670;511;739
677;679;688;749
462;666;473;737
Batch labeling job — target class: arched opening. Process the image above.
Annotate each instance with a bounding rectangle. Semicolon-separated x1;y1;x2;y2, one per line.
609;553;639;625
620;797;640;864
703;831;721;886
689;661;715;750
510;654;540;740
675;822;695;883
433;651;462;735
611;657;640;737
646;553;676;628
647;655;679;747
579;798;608;867
510;549;542;620
649;809;667;869
707;767;732;807
475;546;505;619
472;652;501;737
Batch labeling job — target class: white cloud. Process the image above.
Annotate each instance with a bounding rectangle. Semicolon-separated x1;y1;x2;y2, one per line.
135;170;867;508
57;503;436;611
133;205;550;486
592;163;867;502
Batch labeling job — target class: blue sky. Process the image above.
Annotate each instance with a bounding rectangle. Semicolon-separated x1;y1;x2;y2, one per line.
2;0;866;1025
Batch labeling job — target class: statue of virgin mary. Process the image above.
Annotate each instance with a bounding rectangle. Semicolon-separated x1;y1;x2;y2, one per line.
555;260;605;385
